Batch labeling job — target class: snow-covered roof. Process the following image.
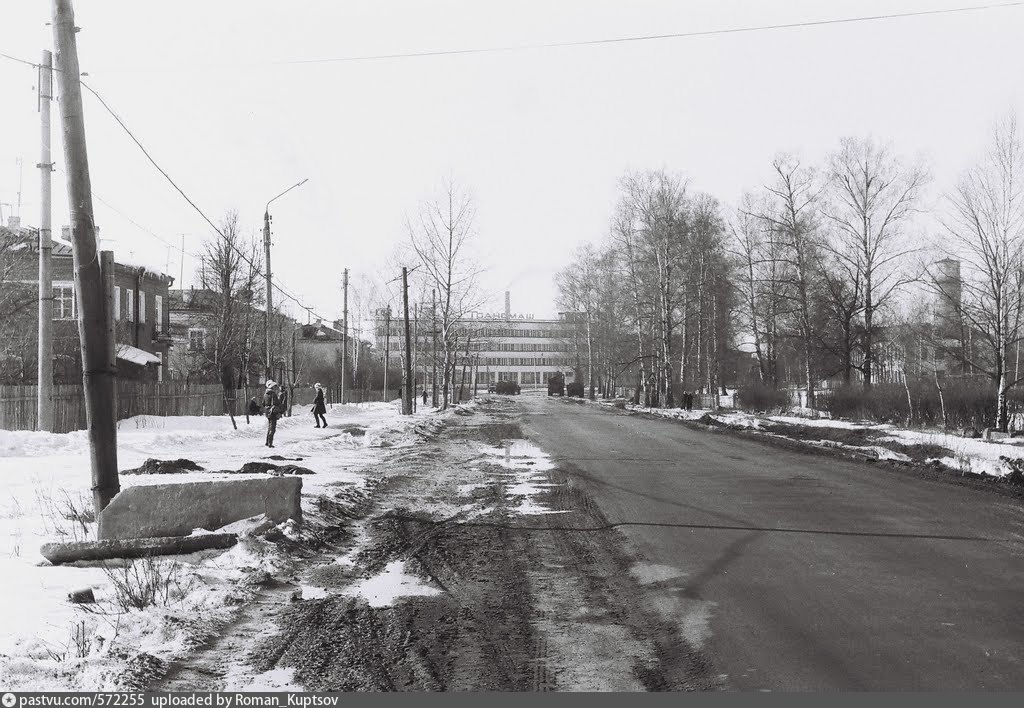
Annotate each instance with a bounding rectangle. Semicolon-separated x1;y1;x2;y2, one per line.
116;343;160;366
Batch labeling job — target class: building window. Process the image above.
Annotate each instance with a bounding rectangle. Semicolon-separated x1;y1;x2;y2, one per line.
54;286;76;320
114;286;121;321
140;291;147;324
188;328;206;351
125;289;134;322
155;295;163;333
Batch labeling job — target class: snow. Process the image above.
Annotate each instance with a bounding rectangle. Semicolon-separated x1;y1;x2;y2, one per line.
478;441;566;515
343;560;442;607
0;400;420;690
621;402;1024;477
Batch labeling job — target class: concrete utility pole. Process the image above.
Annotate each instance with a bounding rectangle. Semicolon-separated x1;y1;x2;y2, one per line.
53;0;119;513
382;306;391;401
341;268;348;405
37;49;54;432
262;178;308;382
402;267;414;415
431;288;437;408
262;210;273;382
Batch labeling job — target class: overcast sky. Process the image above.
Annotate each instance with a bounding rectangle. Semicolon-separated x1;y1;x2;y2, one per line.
1;0;1022;321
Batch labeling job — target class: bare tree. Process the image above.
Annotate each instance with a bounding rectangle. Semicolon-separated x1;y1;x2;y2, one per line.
193;211;264;388
823;136;928;389
407;179;483;409
930;115;1024;431
755;156;824;409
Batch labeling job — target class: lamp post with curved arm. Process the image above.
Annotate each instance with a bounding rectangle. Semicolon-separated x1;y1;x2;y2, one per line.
262;178;308;381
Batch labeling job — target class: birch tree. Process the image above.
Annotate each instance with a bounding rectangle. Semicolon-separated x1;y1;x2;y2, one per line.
824;137;928;388
932;115;1024;431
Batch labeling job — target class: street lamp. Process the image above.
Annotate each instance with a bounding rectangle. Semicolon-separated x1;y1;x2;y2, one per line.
263;178;308;381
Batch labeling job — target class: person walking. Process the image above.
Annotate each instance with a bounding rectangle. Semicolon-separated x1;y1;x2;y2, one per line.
422;389;427;406
263;380;281;448
313;383;328;428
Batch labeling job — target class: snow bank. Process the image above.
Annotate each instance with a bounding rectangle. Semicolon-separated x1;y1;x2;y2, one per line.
0;401;421;690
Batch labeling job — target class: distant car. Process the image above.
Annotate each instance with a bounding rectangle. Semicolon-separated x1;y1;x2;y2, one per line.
495;380;521;395
547;372;565;397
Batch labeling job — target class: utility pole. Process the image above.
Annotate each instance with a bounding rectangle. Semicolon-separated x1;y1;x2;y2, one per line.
53;0;119;514
431;288;437;408
402;268;414;415
36;49;54;432
261;178;308;383
382;306;391;401
341;268;348;405
262;209;273;382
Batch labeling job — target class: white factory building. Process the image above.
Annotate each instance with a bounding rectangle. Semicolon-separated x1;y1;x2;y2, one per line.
374;292;578;389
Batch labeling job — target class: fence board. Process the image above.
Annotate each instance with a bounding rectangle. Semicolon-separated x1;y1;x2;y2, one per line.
0;382;323;434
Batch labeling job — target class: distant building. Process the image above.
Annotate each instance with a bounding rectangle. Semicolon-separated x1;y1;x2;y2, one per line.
0;219;173;383
373;291;576;391
167;287;298;385
294;319;347;386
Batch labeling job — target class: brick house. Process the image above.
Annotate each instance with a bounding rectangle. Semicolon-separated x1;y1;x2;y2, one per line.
0;219;173;384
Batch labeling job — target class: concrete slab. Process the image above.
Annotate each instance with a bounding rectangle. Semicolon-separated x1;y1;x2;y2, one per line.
98;477;302;540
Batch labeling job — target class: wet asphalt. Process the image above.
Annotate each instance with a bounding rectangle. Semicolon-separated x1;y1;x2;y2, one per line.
520;396;1024;690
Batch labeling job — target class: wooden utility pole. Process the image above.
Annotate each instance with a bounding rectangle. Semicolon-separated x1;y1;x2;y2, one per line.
53;0;119;513
431;288;437;408
341;268;348;405
401;267;414;415
382;306;391;400
37;49;54;432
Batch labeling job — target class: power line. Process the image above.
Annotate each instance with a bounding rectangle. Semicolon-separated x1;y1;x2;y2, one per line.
76;80;331;322
1;2;1022;74
280;1;1024;65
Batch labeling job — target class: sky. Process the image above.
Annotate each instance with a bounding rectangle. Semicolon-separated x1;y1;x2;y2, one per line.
1;0;1022;321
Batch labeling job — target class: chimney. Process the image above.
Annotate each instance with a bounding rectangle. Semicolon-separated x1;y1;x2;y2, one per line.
7;216;20;230
505;290;510;318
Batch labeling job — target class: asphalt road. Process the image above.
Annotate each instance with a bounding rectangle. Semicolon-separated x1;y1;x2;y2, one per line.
519;396;1024;690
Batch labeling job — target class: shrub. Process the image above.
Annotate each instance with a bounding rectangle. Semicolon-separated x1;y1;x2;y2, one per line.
817;379;1024;430
735;382;790;412
102;557;189;611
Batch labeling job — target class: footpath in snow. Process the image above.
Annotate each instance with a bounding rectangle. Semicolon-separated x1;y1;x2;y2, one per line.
0;400;428;690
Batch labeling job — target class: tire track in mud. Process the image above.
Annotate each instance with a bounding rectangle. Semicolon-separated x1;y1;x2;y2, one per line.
239;398;718;691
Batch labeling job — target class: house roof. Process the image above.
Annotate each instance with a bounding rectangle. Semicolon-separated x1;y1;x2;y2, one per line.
116;343;160;366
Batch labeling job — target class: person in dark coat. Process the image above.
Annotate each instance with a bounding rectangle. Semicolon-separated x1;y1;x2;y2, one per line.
313;383;327;428
247;397;261;417
422;389;427;406
263;381;281;447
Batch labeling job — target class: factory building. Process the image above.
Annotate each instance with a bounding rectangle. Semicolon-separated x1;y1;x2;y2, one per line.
374;292;578;389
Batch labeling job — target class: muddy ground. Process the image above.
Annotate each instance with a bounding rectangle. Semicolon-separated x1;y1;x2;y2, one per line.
152;397;717;692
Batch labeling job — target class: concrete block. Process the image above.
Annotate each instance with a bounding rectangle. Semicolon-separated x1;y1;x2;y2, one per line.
98;477;302;540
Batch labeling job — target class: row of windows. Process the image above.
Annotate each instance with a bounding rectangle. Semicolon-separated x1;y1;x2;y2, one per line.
379;337;571;354
457;371;563;384
54;285;165;327
390;354;575;368
376;326;569;340
113;286;163;329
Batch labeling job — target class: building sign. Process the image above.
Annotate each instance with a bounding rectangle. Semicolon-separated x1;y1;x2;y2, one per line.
468;311;535;321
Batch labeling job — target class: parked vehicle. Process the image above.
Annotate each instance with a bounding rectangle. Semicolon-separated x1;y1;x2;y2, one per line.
495;380;521;395
547;372;565;397
566;380;585;397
